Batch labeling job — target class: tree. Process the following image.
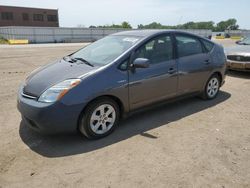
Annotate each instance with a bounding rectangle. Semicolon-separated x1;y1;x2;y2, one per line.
137;21;215;30
92;21;132;29
215;18;239;31
86;18;239;31
121;21;132;29
137;22;175;29
168;21;215;30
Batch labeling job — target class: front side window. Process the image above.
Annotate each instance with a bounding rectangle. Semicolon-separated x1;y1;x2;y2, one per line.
72;35;141;66
134;35;173;64
176;35;203;57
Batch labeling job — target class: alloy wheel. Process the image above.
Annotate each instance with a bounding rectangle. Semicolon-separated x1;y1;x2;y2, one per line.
89;104;116;134
207;77;219;98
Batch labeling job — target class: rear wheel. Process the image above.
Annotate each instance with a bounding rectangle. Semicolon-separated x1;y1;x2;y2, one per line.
202;74;220;100
79;97;120;139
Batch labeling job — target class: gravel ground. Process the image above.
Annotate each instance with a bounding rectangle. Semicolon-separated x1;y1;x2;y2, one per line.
0;40;250;188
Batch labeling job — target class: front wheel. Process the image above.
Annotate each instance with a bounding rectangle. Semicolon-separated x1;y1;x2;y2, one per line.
79;98;120;139
202;74;220;100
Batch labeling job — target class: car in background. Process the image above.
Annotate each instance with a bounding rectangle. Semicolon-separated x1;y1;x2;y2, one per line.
235;36;250;45
216;33;230;38
18;30;227;139
226;37;250;71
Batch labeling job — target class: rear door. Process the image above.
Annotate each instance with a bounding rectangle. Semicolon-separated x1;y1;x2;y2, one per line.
175;34;213;94
128;34;178;109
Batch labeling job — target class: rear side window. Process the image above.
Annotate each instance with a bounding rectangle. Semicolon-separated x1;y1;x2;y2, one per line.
201;39;214;52
134;35;173;64
176;35;203;57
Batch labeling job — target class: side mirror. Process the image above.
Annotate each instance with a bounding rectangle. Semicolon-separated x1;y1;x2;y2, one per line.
131;58;150;68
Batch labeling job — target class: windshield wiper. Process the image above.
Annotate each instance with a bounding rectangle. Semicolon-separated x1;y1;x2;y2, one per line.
63;56;77;63
74;57;94;67
63;56;94;67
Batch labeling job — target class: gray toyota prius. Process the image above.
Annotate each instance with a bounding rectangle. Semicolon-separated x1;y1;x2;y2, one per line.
18;30;227;139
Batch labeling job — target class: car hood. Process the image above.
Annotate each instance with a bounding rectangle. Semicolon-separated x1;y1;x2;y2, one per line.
23;59;99;97
225;45;250;56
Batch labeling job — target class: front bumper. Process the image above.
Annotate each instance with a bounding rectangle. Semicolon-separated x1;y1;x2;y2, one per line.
17;86;85;134
227;60;250;71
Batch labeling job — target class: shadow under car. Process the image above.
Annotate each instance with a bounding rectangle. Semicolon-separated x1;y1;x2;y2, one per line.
19;91;231;158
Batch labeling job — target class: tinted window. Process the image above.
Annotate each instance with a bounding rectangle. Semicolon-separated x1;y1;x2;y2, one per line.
1;12;13;20
134;35;173;64
47;15;58;22
33;14;44;21
22;13;29;21
202;39;214;52
176;35;203;57
119;59;129;70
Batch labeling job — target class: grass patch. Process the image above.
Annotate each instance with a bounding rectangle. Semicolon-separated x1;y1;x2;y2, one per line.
0;36;9;44
215;36;225;39
230;36;242;40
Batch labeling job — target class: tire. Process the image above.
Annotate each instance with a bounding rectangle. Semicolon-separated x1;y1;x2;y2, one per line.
202;74;221;100
79;97;120;139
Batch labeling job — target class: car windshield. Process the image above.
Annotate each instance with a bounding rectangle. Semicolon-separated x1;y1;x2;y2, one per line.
72;35;141;66
241;37;250;45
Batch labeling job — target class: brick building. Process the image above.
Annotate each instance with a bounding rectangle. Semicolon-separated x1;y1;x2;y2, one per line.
0;5;59;27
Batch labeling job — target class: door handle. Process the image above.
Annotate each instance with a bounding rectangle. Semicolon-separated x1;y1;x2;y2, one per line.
204;59;211;65
168;67;176;74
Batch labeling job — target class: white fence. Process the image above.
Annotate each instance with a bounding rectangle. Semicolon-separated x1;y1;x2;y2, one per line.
0;26;212;43
225;30;250;37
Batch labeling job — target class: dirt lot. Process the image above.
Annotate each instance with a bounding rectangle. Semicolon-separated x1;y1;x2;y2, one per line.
0;40;250;188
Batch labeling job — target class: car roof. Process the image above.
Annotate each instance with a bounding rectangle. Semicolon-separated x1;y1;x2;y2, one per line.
112;29;216;46
112;29;198;38
112;29;173;37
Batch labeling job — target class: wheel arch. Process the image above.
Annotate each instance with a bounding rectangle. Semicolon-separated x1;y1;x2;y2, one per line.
201;71;223;94
77;95;125;130
211;71;223;86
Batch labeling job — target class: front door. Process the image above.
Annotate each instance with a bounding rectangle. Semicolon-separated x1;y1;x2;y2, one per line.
128;34;178;110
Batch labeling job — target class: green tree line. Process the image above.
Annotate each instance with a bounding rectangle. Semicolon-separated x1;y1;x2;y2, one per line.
89;19;239;32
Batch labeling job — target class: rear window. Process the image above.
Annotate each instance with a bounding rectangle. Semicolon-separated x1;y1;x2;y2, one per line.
201;39;214;52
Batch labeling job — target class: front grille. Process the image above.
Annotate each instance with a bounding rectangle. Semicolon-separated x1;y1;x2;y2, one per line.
227;55;250;62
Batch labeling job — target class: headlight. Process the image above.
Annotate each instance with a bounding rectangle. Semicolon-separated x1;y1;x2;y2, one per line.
38;79;81;103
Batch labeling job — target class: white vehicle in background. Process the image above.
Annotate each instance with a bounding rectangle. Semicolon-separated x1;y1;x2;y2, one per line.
226;36;250;71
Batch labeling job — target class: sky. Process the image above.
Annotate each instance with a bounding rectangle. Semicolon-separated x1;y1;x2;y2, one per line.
1;0;249;29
